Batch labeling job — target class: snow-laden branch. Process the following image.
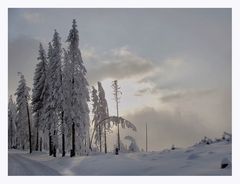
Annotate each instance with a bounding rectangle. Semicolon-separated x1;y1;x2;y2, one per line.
89;116;136;150
109;116;137;131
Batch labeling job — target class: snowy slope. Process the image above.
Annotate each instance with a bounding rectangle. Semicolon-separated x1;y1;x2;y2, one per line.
8;150;60;175
8;141;231;176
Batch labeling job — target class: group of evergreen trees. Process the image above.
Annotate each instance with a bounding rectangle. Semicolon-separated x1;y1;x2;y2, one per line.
8;20;91;156
8;19;137;157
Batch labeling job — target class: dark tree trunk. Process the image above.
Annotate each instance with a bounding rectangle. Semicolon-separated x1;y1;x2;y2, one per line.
146;123;148;152
84;137;87;154
62;133;65;157
104;123;107;153
40;137;42;151
35;126;39;151
35;112;39;151
89;124;97;152
71;121;75;157
62;111;65;157
53;130;56;157
26;103;32;154
60;68;65;157
70;73;75;157
117;123;120;150
49;131;52;156
88;129;91;152
53;146;56;157
99;125;102;152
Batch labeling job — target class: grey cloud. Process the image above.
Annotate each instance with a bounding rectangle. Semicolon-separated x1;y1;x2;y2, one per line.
138;54;231;98
134;88;151;96
22;12;43;24
85;47;155;85
160;89;216;103
8;36;40;96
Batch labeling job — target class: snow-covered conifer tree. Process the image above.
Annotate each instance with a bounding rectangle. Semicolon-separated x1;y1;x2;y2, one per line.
41;42;53;155
59;49;66;157
15;73;32;153
47;30;63;157
90;83;110;153
97;82;110;153
31;43;47;151
62;49;72;154
8;95;17;148
66;19;90;156
91;86;101;151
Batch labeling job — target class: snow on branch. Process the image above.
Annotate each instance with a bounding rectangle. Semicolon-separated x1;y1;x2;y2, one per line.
108;116;137;131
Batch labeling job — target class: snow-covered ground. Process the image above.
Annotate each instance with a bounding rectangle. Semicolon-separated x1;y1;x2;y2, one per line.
8;141;231;176
8;150;60;175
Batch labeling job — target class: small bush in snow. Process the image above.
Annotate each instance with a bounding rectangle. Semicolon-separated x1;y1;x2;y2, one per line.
221;157;231;169
198;136;213;145
222;132;232;143
125;136;140;152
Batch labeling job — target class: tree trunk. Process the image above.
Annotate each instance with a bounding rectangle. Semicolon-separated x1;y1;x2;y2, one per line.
117;123;120;150
99;125;102;152
49;131;52;156
89;124;97;151
146;123;148;152
40;137;42;151
35;126;39;151
62;111;65;157
104;123;107;153
26;103;32;154
115;82;120;151
71;121;75;157
84;136;87;155
88;128;91;152
70;74;75;157
53;130;56;157
35;112;39;151
62;133;65;157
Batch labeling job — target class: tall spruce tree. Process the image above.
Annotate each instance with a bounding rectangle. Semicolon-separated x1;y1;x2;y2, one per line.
15;73;32;153
47;30;63;157
42;42;53;156
8;95;17;148
32;43;47;151
66;19;90;156
59;49;66;157
62;49;72;154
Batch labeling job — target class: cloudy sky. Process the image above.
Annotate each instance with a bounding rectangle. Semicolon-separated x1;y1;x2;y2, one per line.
8;8;231;151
